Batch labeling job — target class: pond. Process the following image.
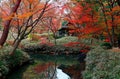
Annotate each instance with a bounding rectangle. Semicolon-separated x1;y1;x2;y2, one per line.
6;54;85;79
56;68;70;79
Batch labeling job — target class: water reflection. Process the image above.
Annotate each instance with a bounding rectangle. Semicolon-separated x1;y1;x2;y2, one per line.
56;68;70;79
33;63;71;79
33;63;85;79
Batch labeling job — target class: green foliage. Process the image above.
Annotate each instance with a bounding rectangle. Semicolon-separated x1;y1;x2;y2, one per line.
21;39;39;48
0;46;30;77
23;44;81;54
27;33;32;40
22;36;78;47
79;38;103;45
7;49;29;67
100;42;112;49
0;61;9;76
83;46;120;79
52;36;78;45
0;46;13;58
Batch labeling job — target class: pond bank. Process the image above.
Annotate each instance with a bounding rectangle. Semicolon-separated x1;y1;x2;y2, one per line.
6;54;85;79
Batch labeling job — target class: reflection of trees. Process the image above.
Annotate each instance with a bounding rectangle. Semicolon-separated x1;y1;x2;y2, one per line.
33;62;57;79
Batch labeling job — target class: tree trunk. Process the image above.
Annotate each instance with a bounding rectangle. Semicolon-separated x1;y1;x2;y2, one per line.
118;34;120;48
0;0;21;46
10;38;21;55
111;16;115;47
53;33;57;45
99;0;113;46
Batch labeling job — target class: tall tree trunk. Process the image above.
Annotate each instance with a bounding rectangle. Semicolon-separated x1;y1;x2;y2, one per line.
108;0;116;47
111;15;115;47
0;0;21;46
99;0;113;46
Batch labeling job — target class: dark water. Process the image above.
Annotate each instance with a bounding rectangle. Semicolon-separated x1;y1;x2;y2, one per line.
6;54;85;79
59;63;85;79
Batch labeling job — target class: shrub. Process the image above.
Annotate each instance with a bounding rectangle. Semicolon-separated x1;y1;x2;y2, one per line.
0;46;30;77
52;36;78;45
0;61;8;76
23;44;82;54
6;49;30;67
100;42;112;49
82;46;120;79
21;39;40;48
31;34;41;41
79;38;102;45
63;42;90;54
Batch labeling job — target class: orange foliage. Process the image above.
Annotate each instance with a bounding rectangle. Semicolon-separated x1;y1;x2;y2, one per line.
31;34;41;41
61;2;102;38
0;0;46;27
